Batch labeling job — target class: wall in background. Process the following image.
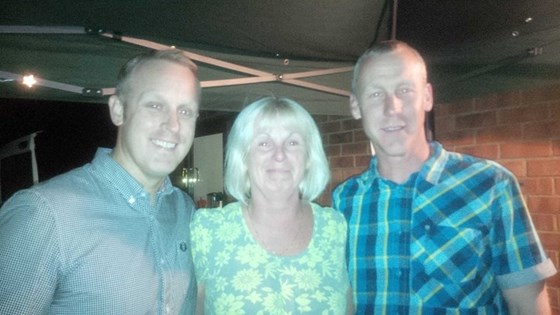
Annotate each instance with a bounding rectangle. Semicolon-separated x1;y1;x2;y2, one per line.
317;83;560;314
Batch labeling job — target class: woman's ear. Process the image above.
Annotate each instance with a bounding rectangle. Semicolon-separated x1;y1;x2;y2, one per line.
108;95;124;126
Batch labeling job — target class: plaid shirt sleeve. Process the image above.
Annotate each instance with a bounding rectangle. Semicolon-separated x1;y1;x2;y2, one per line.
491;169;556;288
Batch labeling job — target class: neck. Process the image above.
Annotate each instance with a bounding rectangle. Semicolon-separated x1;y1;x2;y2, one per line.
376;142;431;184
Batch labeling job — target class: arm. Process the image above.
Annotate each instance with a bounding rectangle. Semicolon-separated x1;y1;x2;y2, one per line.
0;191;59;313
502;280;552;315
346;286;354;315
195;285;205;315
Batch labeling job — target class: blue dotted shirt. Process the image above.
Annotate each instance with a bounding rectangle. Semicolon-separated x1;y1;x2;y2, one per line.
0;148;196;314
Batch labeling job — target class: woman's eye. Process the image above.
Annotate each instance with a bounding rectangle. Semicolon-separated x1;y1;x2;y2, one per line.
370;91;383;98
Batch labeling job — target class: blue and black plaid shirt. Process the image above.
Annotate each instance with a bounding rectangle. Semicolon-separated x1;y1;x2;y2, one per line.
333;141;556;314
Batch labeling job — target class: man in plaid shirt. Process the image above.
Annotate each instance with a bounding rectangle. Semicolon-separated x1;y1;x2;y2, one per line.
333;40;557;314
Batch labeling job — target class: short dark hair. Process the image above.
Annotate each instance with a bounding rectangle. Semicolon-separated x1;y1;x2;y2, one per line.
352;40;427;93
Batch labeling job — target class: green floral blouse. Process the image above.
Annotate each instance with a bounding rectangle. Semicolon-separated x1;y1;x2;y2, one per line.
191;202;350;314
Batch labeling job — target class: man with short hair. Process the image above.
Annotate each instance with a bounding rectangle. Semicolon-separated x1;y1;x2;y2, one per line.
333;40;557;314
0;49;200;314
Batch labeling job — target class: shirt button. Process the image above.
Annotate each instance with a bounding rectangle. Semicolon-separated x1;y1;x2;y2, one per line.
128;196;136;204
424;224;431;231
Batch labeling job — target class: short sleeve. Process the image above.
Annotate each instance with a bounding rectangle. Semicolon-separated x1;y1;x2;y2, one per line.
491;171;556;286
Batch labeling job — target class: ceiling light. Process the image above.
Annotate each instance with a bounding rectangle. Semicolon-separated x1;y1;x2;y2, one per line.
22;75;37;88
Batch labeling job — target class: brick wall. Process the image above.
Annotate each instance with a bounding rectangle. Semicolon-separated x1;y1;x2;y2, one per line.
316;83;560;313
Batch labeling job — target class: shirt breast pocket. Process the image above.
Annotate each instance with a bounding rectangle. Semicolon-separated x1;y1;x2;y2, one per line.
412;224;488;285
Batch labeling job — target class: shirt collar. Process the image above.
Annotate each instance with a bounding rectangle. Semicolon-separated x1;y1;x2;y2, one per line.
90;148;174;200
359;141;448;186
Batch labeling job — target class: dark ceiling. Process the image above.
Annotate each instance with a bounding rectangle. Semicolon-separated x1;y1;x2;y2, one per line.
2;0;560;112
2;0;560;188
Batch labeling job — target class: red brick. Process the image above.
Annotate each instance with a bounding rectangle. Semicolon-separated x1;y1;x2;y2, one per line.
531;213;558;232
454;144;499;160
527;196;560;213
329;156;354;168
522;84;560;104
312;114;329;123
355;154;372;168
548;273;560;291
520;177;554;195
354;129;369;142
325;144;341;157
499;160;526;177
316;193;331;207
523;121;560;140
551;102;560;121
476;125;523;144
330;168;345;184
444;98;475;115
496;90;522;109
327;115;347;121
342;142;369;156
437;130;476;146
527;159;560;176
434;115;455;135
341;118;362;131
498;104;550;125
455;111;497;130
539;232;560;249
555;141;560;156
548;249;560;270
549;287;559;309
474;94;498;111
329;131;353;145
320;120;342;133
433;102;451;117
556;178;560;195
501;142;552;159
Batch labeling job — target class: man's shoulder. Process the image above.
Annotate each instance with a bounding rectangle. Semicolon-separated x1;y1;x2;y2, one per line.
443;149;511;175
333;169;369;195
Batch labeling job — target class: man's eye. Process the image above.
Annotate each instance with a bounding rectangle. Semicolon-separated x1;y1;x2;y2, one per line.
288;140;299;146
148;103;162;109
179;108;193;117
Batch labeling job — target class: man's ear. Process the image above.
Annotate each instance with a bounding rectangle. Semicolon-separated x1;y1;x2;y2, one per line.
108;95;124;126
423;83;434;112
349;94;362;119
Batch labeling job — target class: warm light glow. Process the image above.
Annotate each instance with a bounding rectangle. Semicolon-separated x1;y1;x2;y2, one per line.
22;75;37;88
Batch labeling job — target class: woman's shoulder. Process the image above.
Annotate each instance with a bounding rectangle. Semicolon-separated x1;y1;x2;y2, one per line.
310;202;345;222
193;201;242;225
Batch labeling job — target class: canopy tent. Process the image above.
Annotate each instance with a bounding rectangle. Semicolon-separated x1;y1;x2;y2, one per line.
1;0;560;116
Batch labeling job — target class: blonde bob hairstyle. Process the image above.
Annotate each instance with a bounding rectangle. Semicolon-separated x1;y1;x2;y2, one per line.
224;97;330;205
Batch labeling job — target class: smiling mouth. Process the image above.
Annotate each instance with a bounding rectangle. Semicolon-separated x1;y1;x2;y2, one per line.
381;125;404;132
152;139;177;149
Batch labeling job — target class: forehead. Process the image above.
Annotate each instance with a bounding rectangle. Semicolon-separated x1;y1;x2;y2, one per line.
254;117;304;137
359;50;425;83
125;59;199;103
